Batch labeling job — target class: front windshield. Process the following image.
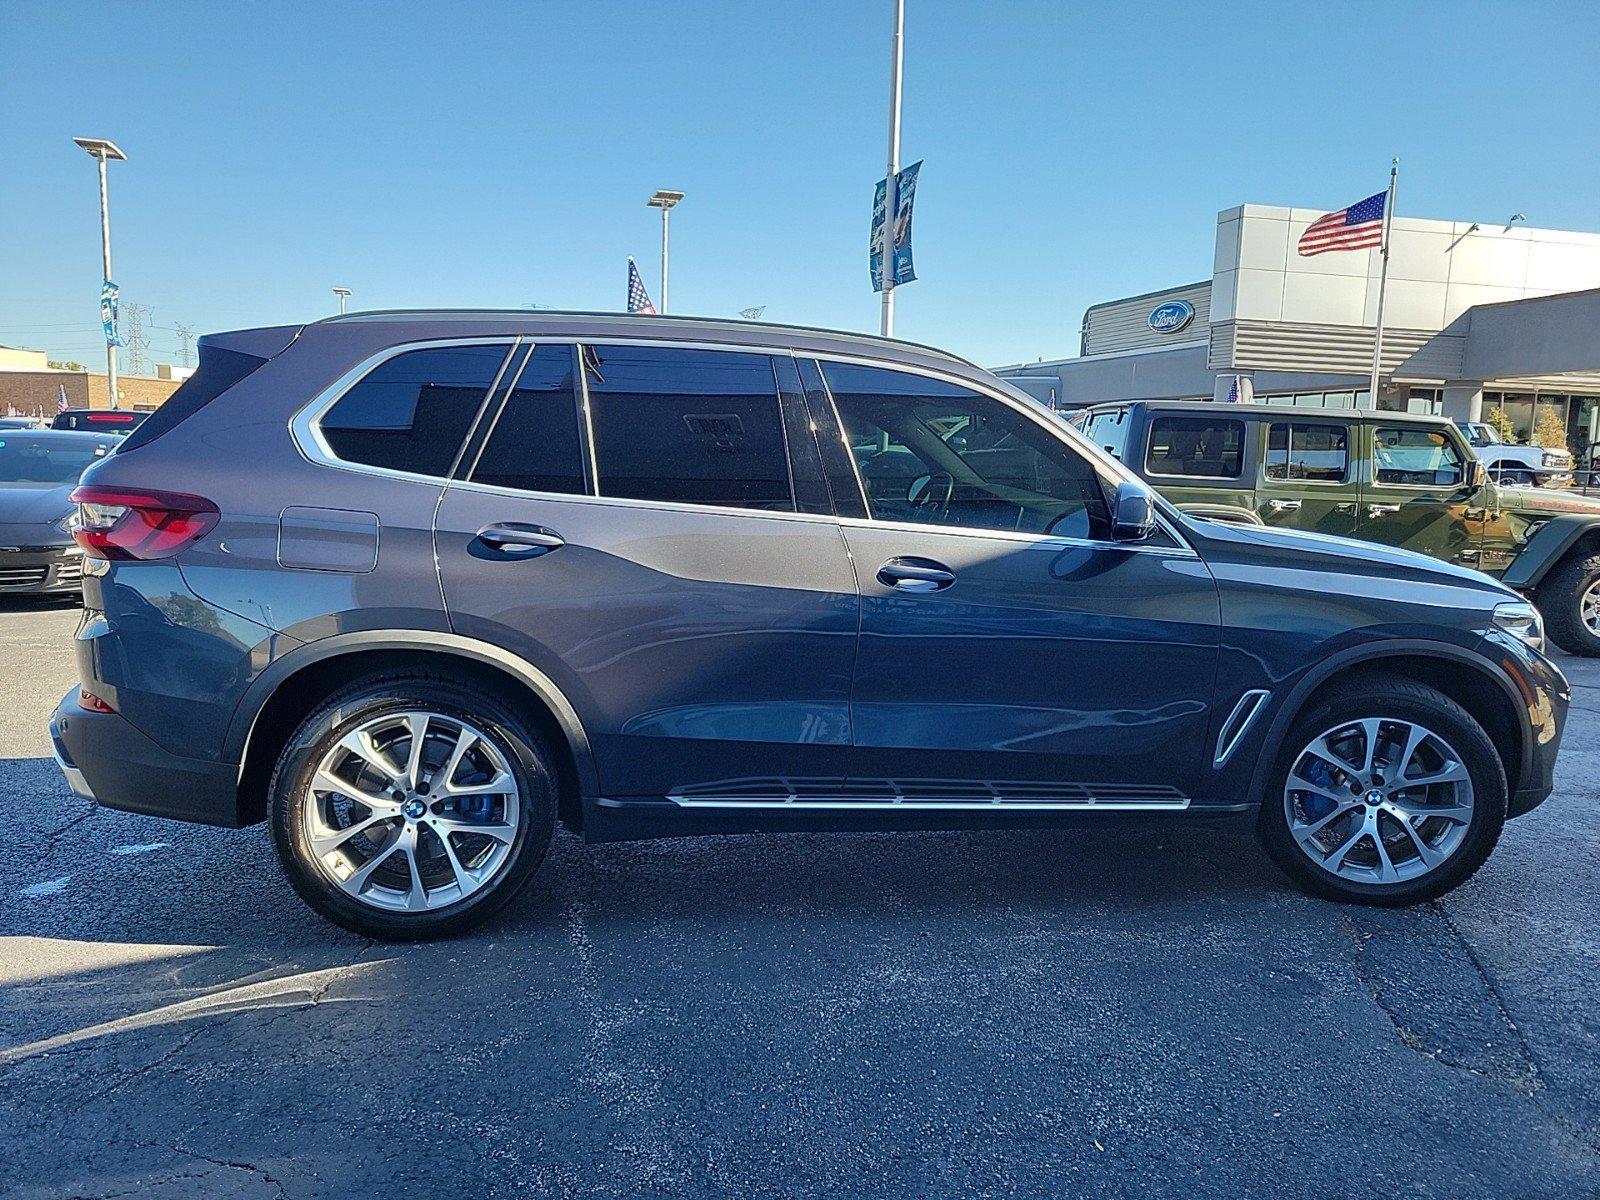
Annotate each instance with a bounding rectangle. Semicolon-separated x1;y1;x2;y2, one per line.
0;438;110;486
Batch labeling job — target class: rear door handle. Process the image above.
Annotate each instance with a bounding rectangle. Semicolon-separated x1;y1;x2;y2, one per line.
474;522;564;558
1267;499;1302;512
877;557;956;593
1367;504;1401;517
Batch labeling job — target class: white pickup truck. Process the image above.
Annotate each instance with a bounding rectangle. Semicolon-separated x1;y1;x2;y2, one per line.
1456;421;1574;487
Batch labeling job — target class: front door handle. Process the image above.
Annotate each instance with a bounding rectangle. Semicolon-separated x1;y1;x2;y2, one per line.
1267;499;1302;512
877;557;956;593
474;522;564;558
1367;504;1401;518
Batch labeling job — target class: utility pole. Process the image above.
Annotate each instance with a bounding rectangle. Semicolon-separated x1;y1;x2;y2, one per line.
175;323;196;368
72;137;126;408
646;190;684;314
880;0;906;337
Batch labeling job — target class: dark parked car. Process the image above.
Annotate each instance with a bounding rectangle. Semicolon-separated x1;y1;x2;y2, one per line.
0;429;117;594
52;313;1568;938
1073;401;1600;657
52;408;149;435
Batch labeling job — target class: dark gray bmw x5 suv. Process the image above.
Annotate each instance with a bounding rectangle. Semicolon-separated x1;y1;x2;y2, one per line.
50;312;1569;938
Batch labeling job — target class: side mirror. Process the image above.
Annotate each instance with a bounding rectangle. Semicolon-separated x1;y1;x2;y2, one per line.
1112;481;1157;542
1466;460;1488;493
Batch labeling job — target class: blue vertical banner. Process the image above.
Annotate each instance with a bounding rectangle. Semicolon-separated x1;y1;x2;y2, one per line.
869;160;922;292
100;279;123;347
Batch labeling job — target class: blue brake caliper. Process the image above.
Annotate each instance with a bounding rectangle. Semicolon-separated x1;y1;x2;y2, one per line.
1300;757;1339;822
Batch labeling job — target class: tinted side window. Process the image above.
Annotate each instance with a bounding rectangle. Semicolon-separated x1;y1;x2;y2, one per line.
584;345;795;511
1374;426;1465;486
821;362;1109;539
1144;416;1244;479
1266;422;1349;482
321;343;511;478
468;344;586;495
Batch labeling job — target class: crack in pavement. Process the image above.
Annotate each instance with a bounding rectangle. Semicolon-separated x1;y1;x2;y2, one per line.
167;1145;289;1200
33;801;98;865
1340;905;1600;1157
1339;908;1542;1095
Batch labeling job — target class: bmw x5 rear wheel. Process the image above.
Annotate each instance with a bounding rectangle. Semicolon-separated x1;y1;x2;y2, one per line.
1257;676;1506;905
269;675;556;939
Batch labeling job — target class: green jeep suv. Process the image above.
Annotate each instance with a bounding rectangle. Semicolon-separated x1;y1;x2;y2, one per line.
1072;401;1600;656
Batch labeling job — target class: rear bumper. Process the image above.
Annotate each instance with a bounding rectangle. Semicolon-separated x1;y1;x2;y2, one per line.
50;688;245;827
0;545;83;594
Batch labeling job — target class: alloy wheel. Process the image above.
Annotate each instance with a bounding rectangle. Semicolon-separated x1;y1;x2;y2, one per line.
1582;578;1600;638
1283;717;1474;885
302;710;521;912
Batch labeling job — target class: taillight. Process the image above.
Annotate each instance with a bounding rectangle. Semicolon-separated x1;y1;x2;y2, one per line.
69;486;220;561
79;687;117;714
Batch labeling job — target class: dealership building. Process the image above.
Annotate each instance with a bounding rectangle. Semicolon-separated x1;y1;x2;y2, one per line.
994;205;1600;456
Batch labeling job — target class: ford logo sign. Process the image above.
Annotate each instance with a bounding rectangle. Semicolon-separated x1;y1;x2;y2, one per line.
1147;299;1195;334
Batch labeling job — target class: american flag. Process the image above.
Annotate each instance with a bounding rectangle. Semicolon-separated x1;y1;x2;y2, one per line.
627;258;657;315
57;383;69;413
1297;191;1387;257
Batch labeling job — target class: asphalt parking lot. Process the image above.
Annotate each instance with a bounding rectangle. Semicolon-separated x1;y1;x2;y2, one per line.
1;598;1597;1199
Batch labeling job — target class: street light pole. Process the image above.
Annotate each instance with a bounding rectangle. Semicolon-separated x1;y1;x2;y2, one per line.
73;137;126;409
880;0;905;338
647;190;684;314
332;287;353;315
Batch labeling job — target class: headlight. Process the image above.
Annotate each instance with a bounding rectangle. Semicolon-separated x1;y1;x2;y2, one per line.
1492;601;1544;652
55;513;78;538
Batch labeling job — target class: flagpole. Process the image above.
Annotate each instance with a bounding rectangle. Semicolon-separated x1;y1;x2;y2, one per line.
1367;157;1399;407
880;0;905;337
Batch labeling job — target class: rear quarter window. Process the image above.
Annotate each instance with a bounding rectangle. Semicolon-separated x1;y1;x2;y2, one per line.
320;343;513;479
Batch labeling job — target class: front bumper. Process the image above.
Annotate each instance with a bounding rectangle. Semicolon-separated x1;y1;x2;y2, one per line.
0;545;83;594
1480;629;1571;818
50;688;245;827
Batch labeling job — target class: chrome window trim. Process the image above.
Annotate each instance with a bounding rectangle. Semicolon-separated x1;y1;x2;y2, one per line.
810;352;1197;556
289;336;523;487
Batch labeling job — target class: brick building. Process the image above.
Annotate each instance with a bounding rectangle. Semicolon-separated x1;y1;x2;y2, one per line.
0;366;181;418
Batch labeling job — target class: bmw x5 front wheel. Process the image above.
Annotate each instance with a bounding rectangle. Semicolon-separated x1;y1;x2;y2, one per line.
1257;675;1506;905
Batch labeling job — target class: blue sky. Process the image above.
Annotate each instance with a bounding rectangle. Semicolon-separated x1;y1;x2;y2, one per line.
2;1;1597;368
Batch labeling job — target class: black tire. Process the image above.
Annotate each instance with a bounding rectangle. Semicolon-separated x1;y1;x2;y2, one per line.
1497;467;1534;487
1256;674;1507;906
268;673;557;940
1536;550;1600;658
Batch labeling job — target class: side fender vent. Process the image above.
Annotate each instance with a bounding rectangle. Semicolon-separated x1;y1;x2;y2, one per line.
1214;689;1270;767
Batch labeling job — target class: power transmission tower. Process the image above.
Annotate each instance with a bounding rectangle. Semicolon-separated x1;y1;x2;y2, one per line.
122;302;153;375
175;323;196;367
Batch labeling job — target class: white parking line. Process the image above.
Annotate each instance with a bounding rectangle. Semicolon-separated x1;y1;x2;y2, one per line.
18;876;71;899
